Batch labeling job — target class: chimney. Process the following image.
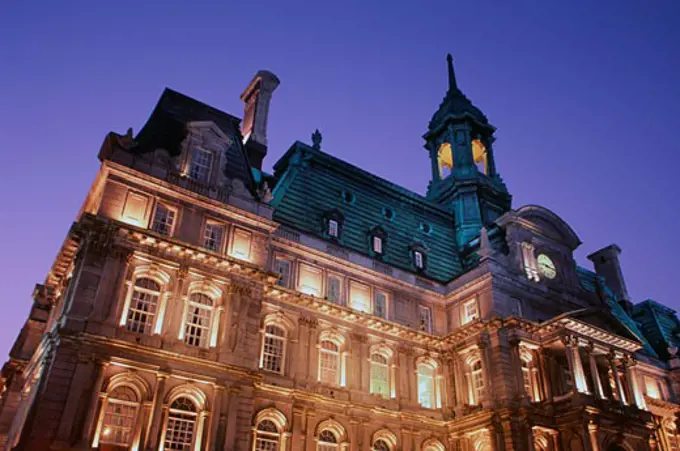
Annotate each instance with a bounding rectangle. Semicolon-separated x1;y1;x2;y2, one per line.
587;244;633;312
240;70;280;170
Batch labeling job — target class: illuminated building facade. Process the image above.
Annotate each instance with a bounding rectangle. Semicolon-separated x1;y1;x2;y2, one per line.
1;57;679;451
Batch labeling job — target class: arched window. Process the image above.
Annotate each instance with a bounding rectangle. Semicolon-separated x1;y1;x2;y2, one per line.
319;340;340;385
370;353;390;398
438;142;453;178
471;360;485;404
422;438;446;451
183;293;214;348
126;278;161;334
261;325;286;374
164;397;198;450
374;439;391;451
417;362;436;408
318;429;338;451
99;386;139;447
254;419;280;450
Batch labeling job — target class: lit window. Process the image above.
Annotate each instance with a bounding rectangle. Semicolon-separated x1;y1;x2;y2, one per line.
261;325;286;374
254;420;280;451
472;139;487;175
521;359;533;398
164;397;197;450
319;340;340;385
644;375;664;400
151;203;176;236
328;219;339;238
189;148;213;183
419;305;432;333
373;439;391;451
438;142;453;178
126;278;160;334
274;257;291;288
462;299;479;325
372;235;383;254
417;363;436;408
373;290;388;319
298;263;322;297
349;281;371;313
318;430;338;451
326;274;342;304
230;229;252;260
414;250;424;269
521;242;540;282
202;221;224;252
183;293;214;348
471;360;485;404
370;353;390;399
99;386;138;447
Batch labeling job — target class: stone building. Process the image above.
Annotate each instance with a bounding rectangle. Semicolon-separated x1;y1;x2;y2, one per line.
0;56;679;451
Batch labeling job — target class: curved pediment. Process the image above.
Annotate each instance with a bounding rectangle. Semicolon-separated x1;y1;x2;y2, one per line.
503;205;581;250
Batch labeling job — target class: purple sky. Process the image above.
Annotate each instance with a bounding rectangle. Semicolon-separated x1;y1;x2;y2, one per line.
1;1;679;357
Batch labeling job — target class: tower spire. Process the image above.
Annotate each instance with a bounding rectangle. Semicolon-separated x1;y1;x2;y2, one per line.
447;53;458;91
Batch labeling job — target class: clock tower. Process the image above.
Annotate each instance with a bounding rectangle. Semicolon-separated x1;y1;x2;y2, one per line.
425;54;512;246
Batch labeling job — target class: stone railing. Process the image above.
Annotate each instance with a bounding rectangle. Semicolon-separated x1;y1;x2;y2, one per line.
165;170;230;203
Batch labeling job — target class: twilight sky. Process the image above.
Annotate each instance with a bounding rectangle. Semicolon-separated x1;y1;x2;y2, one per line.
0;1;679;357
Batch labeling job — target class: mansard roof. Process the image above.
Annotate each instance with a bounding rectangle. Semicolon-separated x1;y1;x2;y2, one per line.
271;141;467;282
129;88;256;192
632;300;680;360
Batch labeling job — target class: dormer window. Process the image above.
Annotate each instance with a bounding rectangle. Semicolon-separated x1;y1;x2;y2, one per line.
414;250;424;269
372;236;383;254
323;210;344;240
328;219;339;238
189;148;213;183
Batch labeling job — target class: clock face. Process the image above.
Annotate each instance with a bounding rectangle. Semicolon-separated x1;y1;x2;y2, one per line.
537;254;557;279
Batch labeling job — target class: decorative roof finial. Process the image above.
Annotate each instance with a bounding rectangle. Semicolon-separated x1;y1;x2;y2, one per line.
312;129;322;149
447;53;458;92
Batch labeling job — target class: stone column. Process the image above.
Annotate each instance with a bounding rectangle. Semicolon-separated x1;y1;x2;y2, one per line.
223;388;239;448
587;421;600;451
563;336;588;394
307;320;319;383
479;340;493;406
304;410;316;451
538;348;553;402
79;359;108;446
608;353;627;405
145;372;169;450
587;345;605;399
206;385;223;450
296;318;310;382
291;406;305;449
54;355;95;445
510;340;526;399
358;335;369;392
623;356;646;410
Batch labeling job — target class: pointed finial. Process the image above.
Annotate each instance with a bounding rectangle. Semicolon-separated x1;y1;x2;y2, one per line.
479;226;492;260
446;53;458;91
311;129;322;149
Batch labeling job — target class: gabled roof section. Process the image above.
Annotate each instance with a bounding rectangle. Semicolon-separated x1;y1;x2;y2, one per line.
271;142;466;282
498;205;581;250
632;300;680;360
131;88;255;192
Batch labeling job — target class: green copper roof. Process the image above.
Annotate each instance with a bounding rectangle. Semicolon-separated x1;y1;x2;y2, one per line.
271;142;466;282
632;300;680;360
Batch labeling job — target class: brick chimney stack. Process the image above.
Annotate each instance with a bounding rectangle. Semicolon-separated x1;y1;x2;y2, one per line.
241;70;280;170
588;244;633;312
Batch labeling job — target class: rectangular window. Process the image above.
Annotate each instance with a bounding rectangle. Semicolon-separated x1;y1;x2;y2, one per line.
202;221;224;252
372;236;383;254
328;219;339;237
189;148;213;183
326;274;342;304
644;375;663;400
349;281;371;313
230;228;252;260
121;191;149;226
414;250;424;269
298;263;322;297
274;257;291;288
374;290;388;319
151;203;176;236
462;298;479;325
419;305;432;333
